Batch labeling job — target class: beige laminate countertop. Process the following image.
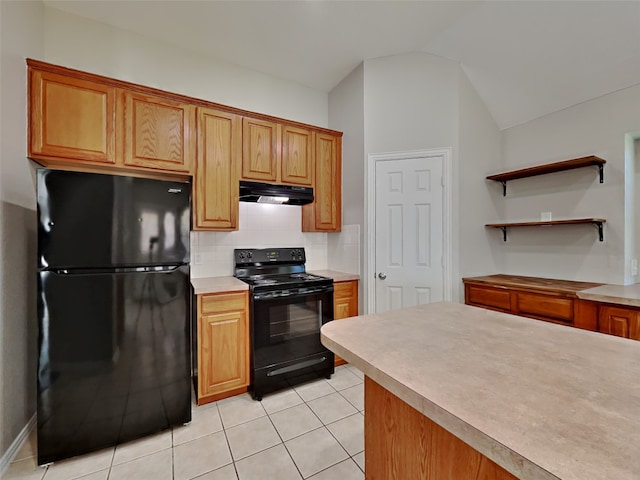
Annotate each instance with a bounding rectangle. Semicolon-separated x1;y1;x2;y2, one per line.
321;301;640;480
190;276;248;295
308;270;360;282
577;283;640;308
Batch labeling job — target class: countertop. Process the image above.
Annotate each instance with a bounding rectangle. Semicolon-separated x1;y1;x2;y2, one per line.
321;301;640;480
190;276;248;295
191;270;358;295
577;283;640;308
462;274;603;295
308;270;360;282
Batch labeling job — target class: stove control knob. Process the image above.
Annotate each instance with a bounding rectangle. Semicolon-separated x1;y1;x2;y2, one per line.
238;252;245;259
247;251;253;258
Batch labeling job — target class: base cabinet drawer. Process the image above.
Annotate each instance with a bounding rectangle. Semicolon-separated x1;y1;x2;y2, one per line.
466;285;511;311
517;293;573;323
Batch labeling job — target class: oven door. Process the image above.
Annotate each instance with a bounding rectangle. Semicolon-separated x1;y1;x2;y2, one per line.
252;287;334;374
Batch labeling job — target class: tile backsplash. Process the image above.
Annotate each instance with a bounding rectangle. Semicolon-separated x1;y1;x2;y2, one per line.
191;202;329;278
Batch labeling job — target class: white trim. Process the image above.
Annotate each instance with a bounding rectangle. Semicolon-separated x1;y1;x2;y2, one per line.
366;148;453;313
0;414;36;476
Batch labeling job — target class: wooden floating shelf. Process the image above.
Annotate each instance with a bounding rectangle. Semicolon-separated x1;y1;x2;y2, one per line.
486;156;606;196
486;218;607;242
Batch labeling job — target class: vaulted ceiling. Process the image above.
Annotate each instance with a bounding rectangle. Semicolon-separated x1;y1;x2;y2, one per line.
43;0;640;130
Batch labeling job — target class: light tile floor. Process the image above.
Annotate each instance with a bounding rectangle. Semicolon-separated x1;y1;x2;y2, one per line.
4;365;365;480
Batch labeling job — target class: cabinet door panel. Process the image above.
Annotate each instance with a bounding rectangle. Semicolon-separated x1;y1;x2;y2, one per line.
281;126;313;185
124;92;194;173
242;117;278;181
200;311;248;396
599;306;640;340
29;70;116;164
303;133;342;232
333;280;358;365
194;108;241;230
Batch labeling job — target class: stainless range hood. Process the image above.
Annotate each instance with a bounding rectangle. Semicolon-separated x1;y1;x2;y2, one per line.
239;180;314;205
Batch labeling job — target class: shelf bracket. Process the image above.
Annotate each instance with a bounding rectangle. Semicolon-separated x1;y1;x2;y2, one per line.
500;181;507;196
598;164;604;183
593;221;604;241
500;226;507;242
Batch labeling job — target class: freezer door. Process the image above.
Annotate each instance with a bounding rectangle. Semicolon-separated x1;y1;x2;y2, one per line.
37;169;190;269
37;265;191;465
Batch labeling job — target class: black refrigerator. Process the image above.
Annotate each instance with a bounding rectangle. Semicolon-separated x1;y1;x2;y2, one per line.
36;169;192;465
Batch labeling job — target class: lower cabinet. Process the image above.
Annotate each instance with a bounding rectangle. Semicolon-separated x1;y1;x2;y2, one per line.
463;276;600;332
333;280;359;366
598;305;640;340
197;291;249;405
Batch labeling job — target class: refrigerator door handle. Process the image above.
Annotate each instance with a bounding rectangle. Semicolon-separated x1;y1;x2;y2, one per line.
49;265;185;275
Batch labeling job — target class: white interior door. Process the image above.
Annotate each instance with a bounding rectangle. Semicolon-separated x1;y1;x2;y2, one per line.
374;154;444;313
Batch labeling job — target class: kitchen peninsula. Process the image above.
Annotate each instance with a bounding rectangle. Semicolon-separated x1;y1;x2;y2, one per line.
321;302;640;480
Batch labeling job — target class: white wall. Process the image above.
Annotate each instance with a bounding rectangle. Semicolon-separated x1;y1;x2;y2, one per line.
501;83;640;284
0;3;333;464
0;0;43;466
327;63;365;310
457;70;503;295
40;7;334;280
191;203;328;278
362;52;460;308
43;7;328;128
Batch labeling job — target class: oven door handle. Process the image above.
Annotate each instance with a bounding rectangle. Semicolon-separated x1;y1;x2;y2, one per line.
253;287;333;302
318;300;323;329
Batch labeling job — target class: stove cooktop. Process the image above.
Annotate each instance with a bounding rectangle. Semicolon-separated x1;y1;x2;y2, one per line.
239;272;331;288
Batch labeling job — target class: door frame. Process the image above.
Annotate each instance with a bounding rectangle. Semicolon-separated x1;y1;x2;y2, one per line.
366;148;453;313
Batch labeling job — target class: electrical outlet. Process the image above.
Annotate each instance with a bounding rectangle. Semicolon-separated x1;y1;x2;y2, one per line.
541;212;552;221
194;253;202;265
632;258;638;276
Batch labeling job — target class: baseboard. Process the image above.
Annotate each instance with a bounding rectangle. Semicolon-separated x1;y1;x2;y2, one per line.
0;414;36;476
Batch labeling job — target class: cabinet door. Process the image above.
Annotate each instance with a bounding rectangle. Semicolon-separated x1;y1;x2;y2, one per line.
281;125;313;185
123;92;194;173
333;280;359;366
194;108;241;230
302;133;342;232
599;306;640;340
198;293;249;399
242;117;279;182
29;69;116;164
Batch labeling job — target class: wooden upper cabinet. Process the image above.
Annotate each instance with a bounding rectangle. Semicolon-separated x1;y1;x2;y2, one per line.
29;69;116;164
302;132;342;232
123;92;194;173
599;306;640;340
242;117;279;182
281;125;313;186
194;108;241;230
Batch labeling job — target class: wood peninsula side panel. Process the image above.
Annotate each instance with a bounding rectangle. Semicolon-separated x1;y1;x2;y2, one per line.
365;377;518;480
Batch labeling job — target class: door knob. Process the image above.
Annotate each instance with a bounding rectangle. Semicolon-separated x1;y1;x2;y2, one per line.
378;272;387;280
